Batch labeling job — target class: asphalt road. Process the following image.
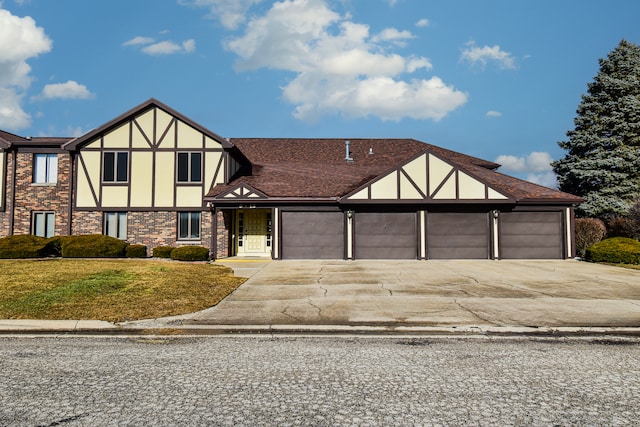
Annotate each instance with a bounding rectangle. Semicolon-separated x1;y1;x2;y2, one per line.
1;336;639;426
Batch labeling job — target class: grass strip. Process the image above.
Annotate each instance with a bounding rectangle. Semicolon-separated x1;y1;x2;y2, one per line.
0;259;245;322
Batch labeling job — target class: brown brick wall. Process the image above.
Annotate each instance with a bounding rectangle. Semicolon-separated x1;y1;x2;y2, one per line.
71;211;102;235
216;210;233;258
12;152;70;235
72;209;213;253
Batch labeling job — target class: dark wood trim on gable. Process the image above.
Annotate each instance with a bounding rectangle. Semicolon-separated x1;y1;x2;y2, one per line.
133;118;153;148
63;98;232;152
400;168;427;199
77;153;99;207
429;167;456;198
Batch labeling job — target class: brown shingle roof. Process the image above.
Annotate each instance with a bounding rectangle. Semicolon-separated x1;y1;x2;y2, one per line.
210;138;431;198
208;138;582;204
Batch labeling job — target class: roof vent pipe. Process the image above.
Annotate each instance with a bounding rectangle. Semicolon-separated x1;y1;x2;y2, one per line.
345;140;353;161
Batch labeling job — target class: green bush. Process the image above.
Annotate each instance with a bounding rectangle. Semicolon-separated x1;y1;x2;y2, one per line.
170;246;209;261
0;235;60;259
152;246;174;258
61;234;128;258
126;244;148;258
585;237;640;264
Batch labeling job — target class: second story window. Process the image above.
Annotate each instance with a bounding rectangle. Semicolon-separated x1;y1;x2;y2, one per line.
177;152;202;183
103;152;128;183
33;153;58;184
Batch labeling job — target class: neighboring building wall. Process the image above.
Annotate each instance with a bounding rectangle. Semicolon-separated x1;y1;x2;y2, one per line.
12;152;70;236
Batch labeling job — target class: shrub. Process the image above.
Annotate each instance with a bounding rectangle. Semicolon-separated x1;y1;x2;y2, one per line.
61;234;128;258
126;244;148;258
607;216;637;239
0;235;59;259
152;246;174;258
575;218;606;258
626;199;640;239
585;237;640;264
170;246;209;261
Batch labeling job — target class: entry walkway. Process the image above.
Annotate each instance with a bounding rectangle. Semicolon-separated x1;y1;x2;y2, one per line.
187;259;640;329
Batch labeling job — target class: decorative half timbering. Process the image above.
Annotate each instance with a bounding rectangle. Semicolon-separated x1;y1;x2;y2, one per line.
73;105;226;210
343;152;510;203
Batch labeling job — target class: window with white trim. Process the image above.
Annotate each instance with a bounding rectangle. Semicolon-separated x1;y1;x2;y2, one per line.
103;152;128;182
177;152;202;183
32;211;55;238
33;154;58;184
178;212;201;240
104;212;127;240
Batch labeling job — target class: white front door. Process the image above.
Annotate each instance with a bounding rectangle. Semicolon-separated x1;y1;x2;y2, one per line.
237;210;270;256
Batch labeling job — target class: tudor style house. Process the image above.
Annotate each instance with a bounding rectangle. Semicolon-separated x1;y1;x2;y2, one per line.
0;98;583;260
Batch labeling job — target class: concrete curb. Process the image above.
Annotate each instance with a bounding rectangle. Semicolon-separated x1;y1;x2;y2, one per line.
0;319;116;331
2;319;640;338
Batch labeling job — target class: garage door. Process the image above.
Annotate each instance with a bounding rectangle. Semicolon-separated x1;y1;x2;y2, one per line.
427;212;489;259
500;212;563;259
281;212;344;259
355;212;417;259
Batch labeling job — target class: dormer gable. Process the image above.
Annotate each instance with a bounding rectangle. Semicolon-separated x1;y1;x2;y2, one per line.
342;150;512;203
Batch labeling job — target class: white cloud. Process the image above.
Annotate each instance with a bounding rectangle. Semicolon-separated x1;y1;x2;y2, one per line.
496;152;557;188
125;37;196;55
224;0;467;122
486;110;501;118
415;18;429;28
179;0;262;29
0;87;31;129
39;80;94;100
123;36;155;46
460;41;516;70
370;28;415;47
0;8;51;130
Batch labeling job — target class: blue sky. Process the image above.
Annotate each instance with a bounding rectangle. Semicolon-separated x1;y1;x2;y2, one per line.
1;0;639;188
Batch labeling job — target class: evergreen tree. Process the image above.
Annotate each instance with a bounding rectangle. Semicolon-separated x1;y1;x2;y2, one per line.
552;39;640;218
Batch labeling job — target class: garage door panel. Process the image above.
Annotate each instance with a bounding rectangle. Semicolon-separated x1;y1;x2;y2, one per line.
429;235;488;248
427;213;489;259
500;212;562;259
355;212;416;259
502;223;560;235
281;212;344;259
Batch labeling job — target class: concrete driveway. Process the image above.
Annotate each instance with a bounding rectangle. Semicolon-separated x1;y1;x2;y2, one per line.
189;259;640;329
